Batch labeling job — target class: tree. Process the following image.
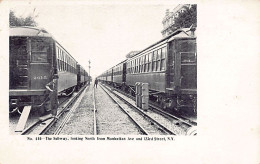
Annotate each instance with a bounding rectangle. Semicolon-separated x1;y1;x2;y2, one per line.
171;4;197;31
9;10;38;27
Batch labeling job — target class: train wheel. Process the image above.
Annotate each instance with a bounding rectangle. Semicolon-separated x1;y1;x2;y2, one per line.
121;85;126;92
167;96;178;113
157;95;165;109
161;97;168;111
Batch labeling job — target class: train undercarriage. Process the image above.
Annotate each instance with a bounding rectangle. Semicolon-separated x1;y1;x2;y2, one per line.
102;81;197;115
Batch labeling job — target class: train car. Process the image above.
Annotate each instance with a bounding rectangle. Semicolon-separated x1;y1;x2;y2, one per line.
98;71;107;82
77;64;85;90
112;59;127;88
106;67;113;84
126;28;196;113
9;26;88;117
56;42;78;95
84;70;89;85
98;28;197;114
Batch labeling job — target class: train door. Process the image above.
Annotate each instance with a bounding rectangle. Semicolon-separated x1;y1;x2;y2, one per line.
167;41;175;90
10;37;29;89
175;38;197;91
122;63;126;82
29;38;53;90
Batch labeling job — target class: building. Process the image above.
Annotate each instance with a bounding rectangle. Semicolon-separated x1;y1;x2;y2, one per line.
126;51;140;58
161;4;191;37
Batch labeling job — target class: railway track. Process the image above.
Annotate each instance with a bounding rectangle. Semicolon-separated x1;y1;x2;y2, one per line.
93;87;97;135
113;86;196;126
20;85;88;135
101;83;197;135
100;84;176;135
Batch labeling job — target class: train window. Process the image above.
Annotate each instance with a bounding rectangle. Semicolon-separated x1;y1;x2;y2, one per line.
63;60;65;71
57;59;59;71
148;53;152;72
63;55;66;71
132;61;134;74
145;54;148;72
134;59;136;73
64;53;68;71
136;59;138;73
60;60;63;71
59;60;61;71
31;52;48;63
139;58;142;73
66;56;68;71
134;60;136;73
61;60;63;71
142;56;145;72
156;49;161;71
143;56;145;73
143;55;146;72
161;47;166;71
138;58;141;73
68;58;70;72
72;60;75;73
66;55;68;71
56;49;59;59
161;47;166;59
70;59;72;72
181;52;196;63
152;51;157;71
130;61;132;73
132;60;134;74
140;57;143;73
139;58;141;73
31;40;49;63
60;53;63;71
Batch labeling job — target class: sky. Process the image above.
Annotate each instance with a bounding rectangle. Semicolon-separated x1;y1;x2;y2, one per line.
10;1;178;78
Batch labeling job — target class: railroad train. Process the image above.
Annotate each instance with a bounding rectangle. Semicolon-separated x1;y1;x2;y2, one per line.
97;28;197;114
9;26;90;116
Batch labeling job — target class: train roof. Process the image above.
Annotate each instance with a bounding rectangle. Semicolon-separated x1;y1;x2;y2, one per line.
10;26;89;72
130;28;196;59
10;26;53;38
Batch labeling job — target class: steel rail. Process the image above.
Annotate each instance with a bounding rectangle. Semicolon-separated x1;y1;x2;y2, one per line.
21;85;88;135
53;85;88;135
93;87;97;135
102;84;176;135
99;84;149;135
106;83;197;127
106;85;179;135
149;103;196;127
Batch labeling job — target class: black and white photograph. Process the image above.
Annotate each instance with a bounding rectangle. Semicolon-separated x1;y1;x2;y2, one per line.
0;1;259;164
8;4;197;135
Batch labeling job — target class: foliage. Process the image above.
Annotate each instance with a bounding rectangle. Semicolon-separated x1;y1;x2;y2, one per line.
173;4;197;30
9;10;37;27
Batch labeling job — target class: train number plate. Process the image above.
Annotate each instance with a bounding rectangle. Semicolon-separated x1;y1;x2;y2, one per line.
33;75;48;80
